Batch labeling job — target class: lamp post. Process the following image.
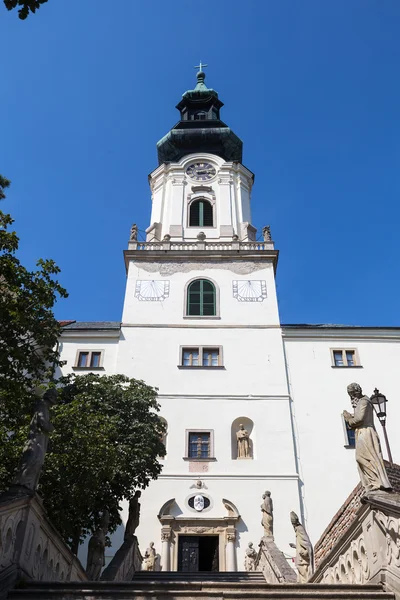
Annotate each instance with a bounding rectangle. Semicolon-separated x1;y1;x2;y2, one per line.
370;388;393;465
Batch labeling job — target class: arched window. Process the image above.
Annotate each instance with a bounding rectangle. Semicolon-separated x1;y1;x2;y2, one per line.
193;111;207;120
189;199;213;227
187;279;216;316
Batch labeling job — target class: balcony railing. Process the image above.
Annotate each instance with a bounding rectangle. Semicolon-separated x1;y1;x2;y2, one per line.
128;240;274;252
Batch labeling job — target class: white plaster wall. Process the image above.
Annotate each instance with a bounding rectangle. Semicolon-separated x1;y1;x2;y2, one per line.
156;397;297;475
117;327;287;397
58;335;119;376
283;332;400;546
122;263;280;326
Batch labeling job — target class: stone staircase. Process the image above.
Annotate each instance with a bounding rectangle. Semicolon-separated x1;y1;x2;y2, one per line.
8;571;395;600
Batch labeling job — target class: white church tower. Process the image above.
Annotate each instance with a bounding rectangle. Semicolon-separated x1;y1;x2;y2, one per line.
116;65;303;571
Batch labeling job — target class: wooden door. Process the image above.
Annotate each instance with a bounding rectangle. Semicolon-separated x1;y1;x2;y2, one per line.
178;536;199;572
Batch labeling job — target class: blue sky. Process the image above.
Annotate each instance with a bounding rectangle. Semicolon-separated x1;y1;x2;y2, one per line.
1;1;399;325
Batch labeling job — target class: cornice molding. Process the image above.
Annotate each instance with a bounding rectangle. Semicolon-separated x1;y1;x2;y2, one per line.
282;328;400;341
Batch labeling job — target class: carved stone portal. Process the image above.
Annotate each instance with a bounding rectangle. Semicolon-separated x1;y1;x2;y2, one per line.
157;498;240;572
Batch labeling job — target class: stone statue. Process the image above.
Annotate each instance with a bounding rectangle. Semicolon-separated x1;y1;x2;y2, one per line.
124;490;141;540
12;389;57;493
244;542;257;571
290;511;313;583
236;424;251;459
261;491;273;538
130;223;138;241
86;510;110;580
262;225;272;242
343;383;392;494
143;541;156;571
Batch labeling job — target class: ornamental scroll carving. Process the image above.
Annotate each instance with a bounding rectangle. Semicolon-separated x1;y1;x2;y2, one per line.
134;261;269;276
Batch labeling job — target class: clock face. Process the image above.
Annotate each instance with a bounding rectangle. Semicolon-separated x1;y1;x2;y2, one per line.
135;280;170;302
232;280;267;302
186;162;216;181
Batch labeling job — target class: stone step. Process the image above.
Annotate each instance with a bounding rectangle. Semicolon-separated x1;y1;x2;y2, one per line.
9;581;395;600
133;571;266;581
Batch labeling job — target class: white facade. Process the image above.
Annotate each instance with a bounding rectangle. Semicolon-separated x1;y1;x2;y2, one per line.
58;76;400;571
282;326;400;544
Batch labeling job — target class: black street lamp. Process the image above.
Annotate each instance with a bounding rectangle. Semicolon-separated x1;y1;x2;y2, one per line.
370;388;393;465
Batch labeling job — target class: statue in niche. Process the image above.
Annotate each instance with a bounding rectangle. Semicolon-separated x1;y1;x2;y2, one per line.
12;389;57;493
130;223;138;241
290;511;313;583
143;541;156;571
261;491;273;538
86;510;110;580
262;226;272;242
343;383;392;494
244;542;257;571
124;490;141;541
236;424;251;459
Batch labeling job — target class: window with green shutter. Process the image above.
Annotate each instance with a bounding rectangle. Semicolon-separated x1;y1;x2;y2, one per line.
189;200;213;227
187;279;216;316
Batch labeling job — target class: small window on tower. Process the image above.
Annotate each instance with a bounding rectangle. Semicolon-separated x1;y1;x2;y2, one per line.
180;346;223;368
189;200;213;227
187;279;216;316
182;348;199;367
202;348;220;367
193;111;207;120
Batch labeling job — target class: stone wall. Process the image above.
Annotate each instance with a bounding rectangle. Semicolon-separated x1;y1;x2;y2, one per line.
312;465;400;598
0;493;87;599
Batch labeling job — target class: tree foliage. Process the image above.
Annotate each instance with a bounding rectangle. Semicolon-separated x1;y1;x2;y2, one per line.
4;0;47;20
0;176;67;404
0;374;166;552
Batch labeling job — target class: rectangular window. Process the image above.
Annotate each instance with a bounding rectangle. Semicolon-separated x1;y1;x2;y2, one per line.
183;348;199;366
180;346;222;368
188;432;210;458
77;352;89;368
75;350;104;369
90;352;101;368
331;349;359;367
202;348;219;367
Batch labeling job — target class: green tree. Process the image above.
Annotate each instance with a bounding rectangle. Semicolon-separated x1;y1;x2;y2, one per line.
0;374;165;553
0;176;68;403
4;0;47;20
41;374;165;553
0;172;67;492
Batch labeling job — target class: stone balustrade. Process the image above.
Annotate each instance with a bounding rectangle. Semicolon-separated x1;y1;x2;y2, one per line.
100;535;142;581
255;536;297;583
312;490;400;599
128;240;275;252
0;493;87;599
